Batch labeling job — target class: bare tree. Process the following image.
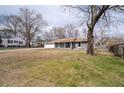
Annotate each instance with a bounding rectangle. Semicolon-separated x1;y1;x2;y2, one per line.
97;29;107;49
82;28;87;38
66;5;124;55
42;30;54;42
18;7;47;48
52;27;66;39
65;24;79;38
0;15;20;37
0;29;14;38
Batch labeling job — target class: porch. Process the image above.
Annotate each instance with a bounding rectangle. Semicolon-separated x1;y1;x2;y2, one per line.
55;42;81;49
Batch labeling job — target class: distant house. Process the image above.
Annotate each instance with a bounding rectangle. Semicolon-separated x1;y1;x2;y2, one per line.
44;38;88;50
0;37;26;47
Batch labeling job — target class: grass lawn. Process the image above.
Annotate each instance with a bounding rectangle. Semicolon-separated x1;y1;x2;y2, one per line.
0;47;22;51
0;49;124;87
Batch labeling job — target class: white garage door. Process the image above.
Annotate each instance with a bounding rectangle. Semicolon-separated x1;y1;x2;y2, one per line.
44;43;55;48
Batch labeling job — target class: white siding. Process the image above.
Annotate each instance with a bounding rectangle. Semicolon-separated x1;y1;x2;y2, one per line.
44;43;55;48
2;39;8;47
1;37;25;47
7;38;25;47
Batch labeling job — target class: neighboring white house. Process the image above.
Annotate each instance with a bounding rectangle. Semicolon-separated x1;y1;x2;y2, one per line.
44;38;88;50
44;42;55;48
0;37;26;47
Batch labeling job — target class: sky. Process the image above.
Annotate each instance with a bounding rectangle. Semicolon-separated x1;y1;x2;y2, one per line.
0;5;80;27
0;5;124;37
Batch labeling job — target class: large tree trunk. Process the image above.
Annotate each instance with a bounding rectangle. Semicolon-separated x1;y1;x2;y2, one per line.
27;42;31;48
27;39;31;48
86;26;94;55
86;6;110;56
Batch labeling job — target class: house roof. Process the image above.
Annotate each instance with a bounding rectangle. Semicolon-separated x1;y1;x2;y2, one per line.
46;38;87;44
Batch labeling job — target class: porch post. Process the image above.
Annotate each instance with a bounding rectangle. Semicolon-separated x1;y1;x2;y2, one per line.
70;42;72;49
58;43;60;48
64;42;65;48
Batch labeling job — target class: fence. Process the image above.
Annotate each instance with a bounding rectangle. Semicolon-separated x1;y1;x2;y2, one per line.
109;43;124;60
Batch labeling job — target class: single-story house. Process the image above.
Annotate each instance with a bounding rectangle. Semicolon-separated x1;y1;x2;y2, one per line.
44;38;88;50
0;37;26;47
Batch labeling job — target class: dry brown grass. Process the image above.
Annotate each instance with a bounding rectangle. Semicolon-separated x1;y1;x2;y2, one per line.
0;48;124;87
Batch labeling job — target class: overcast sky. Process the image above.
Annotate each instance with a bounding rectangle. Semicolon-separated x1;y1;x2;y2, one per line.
0;5;80;27
0;5;124;37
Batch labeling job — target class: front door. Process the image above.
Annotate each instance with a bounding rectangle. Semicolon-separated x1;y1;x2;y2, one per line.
72;42;75;49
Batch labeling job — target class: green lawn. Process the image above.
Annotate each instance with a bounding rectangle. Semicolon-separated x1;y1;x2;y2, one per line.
0;49;124;87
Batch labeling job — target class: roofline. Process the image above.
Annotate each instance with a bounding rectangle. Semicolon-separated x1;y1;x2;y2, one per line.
45;38;88;44
54;41;88;43
45;41;88;44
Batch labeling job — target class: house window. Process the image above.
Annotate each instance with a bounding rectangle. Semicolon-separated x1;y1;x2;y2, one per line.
65;42;70;48
0;36;2;44
78;42;81;47
8;40;13;43
8;40;9;43
19;41;23;44
14;40;18;43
